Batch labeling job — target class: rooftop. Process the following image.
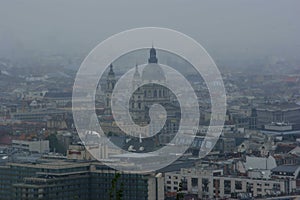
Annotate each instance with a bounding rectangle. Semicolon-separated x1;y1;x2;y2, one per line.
271;165;300;173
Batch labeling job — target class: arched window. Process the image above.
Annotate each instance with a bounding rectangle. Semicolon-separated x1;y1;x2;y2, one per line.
154;90;157;98
159;90;162;97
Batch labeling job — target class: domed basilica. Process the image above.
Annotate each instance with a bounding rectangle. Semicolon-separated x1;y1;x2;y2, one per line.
104;47;180;149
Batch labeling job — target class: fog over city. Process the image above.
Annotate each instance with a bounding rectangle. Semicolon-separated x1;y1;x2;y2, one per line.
0;0;300;69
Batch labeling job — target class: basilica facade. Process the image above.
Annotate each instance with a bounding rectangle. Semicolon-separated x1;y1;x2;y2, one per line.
104;47;180;149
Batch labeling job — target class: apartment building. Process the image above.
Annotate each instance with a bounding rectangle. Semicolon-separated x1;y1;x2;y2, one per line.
165;167;291;199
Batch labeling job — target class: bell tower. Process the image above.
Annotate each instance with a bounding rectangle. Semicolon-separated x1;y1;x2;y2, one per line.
130;64;145;123
105;64;116;115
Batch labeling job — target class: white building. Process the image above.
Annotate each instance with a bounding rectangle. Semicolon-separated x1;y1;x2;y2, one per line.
12;140;49;153
165;167;290;199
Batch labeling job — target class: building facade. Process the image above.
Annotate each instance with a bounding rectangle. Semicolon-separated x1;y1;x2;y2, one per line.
165;167;291;199
12;140;49;153
256;105;300;129
0;159;164;200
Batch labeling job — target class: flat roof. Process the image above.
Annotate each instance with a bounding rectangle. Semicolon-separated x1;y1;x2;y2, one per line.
271;165;300;173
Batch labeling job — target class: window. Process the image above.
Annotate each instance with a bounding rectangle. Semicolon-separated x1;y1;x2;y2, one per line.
191;178;198;187
273;183;280;190
224;180;231;194
202;178;209;192
154;90;157;97
235;181;242;190
214;179;220;189
246;182;253;193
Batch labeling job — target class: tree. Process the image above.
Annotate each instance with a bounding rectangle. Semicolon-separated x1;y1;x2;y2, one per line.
46;133;65;154
109;172;124;200
176;181;184;200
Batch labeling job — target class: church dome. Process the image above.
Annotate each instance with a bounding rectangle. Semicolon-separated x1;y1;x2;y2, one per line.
142;63;166;81
141;47;166;82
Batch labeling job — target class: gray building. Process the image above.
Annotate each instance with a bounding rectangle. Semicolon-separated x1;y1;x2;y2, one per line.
0;158;164;200
256;103;300;129
12;140;49;154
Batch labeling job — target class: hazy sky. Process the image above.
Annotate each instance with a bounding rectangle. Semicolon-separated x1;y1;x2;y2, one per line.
0;0;299;63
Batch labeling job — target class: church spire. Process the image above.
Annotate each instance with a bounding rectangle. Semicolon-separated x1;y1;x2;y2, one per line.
108;64;114;76
148;47;158;63
133;63;140;79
